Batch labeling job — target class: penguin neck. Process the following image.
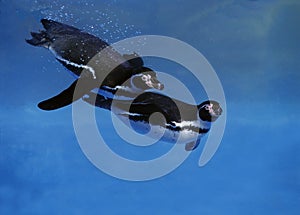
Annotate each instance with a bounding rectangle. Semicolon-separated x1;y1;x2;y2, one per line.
112;74;145;95
115;85;140;96
198;117;212;130
129;74;144;93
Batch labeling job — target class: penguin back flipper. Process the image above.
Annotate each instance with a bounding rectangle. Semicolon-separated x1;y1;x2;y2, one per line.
38;80;78;111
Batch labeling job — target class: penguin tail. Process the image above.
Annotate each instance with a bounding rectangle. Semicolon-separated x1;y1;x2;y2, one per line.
26;31;50;47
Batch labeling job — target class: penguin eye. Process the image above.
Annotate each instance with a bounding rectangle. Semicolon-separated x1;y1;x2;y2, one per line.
141;75;148;81
203;104;215;114
142;74;152;82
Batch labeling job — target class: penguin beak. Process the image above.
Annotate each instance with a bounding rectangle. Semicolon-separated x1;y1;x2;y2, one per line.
215;107;223;116
210;105;223;122
148;77;164;90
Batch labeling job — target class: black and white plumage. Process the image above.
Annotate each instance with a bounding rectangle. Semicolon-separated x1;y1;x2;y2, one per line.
26;19;163;110
84;92;222;151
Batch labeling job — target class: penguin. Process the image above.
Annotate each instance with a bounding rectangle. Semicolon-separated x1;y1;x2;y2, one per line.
26;19;164;110
83;92;222;151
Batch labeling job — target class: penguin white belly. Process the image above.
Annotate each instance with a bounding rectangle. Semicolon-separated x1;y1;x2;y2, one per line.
160;128;200;144
113;109;200;144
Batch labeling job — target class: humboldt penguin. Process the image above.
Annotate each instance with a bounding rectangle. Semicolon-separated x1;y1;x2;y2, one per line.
84;92;222;151
26;19;163;110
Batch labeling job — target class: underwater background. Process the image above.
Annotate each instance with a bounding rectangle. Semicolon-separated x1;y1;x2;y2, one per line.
1;0;299;214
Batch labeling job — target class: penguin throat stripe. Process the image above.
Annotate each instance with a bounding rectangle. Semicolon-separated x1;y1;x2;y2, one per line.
49;47;96;79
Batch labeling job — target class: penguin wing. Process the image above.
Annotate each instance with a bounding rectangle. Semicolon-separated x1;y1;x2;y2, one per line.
185;138;201;151
38;78;97;111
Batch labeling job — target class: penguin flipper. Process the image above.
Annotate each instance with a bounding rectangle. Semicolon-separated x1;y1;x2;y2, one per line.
38;78;96;111
185;138;201;151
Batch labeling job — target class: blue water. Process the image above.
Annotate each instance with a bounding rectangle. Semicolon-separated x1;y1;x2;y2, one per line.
1;0;299;214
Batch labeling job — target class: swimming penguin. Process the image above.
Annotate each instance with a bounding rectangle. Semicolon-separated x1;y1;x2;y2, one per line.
83;92;222;151
26;19;164;110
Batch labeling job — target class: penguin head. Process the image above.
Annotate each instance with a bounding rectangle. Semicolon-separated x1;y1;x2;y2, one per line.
131;68;164;91
198;100;222;122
